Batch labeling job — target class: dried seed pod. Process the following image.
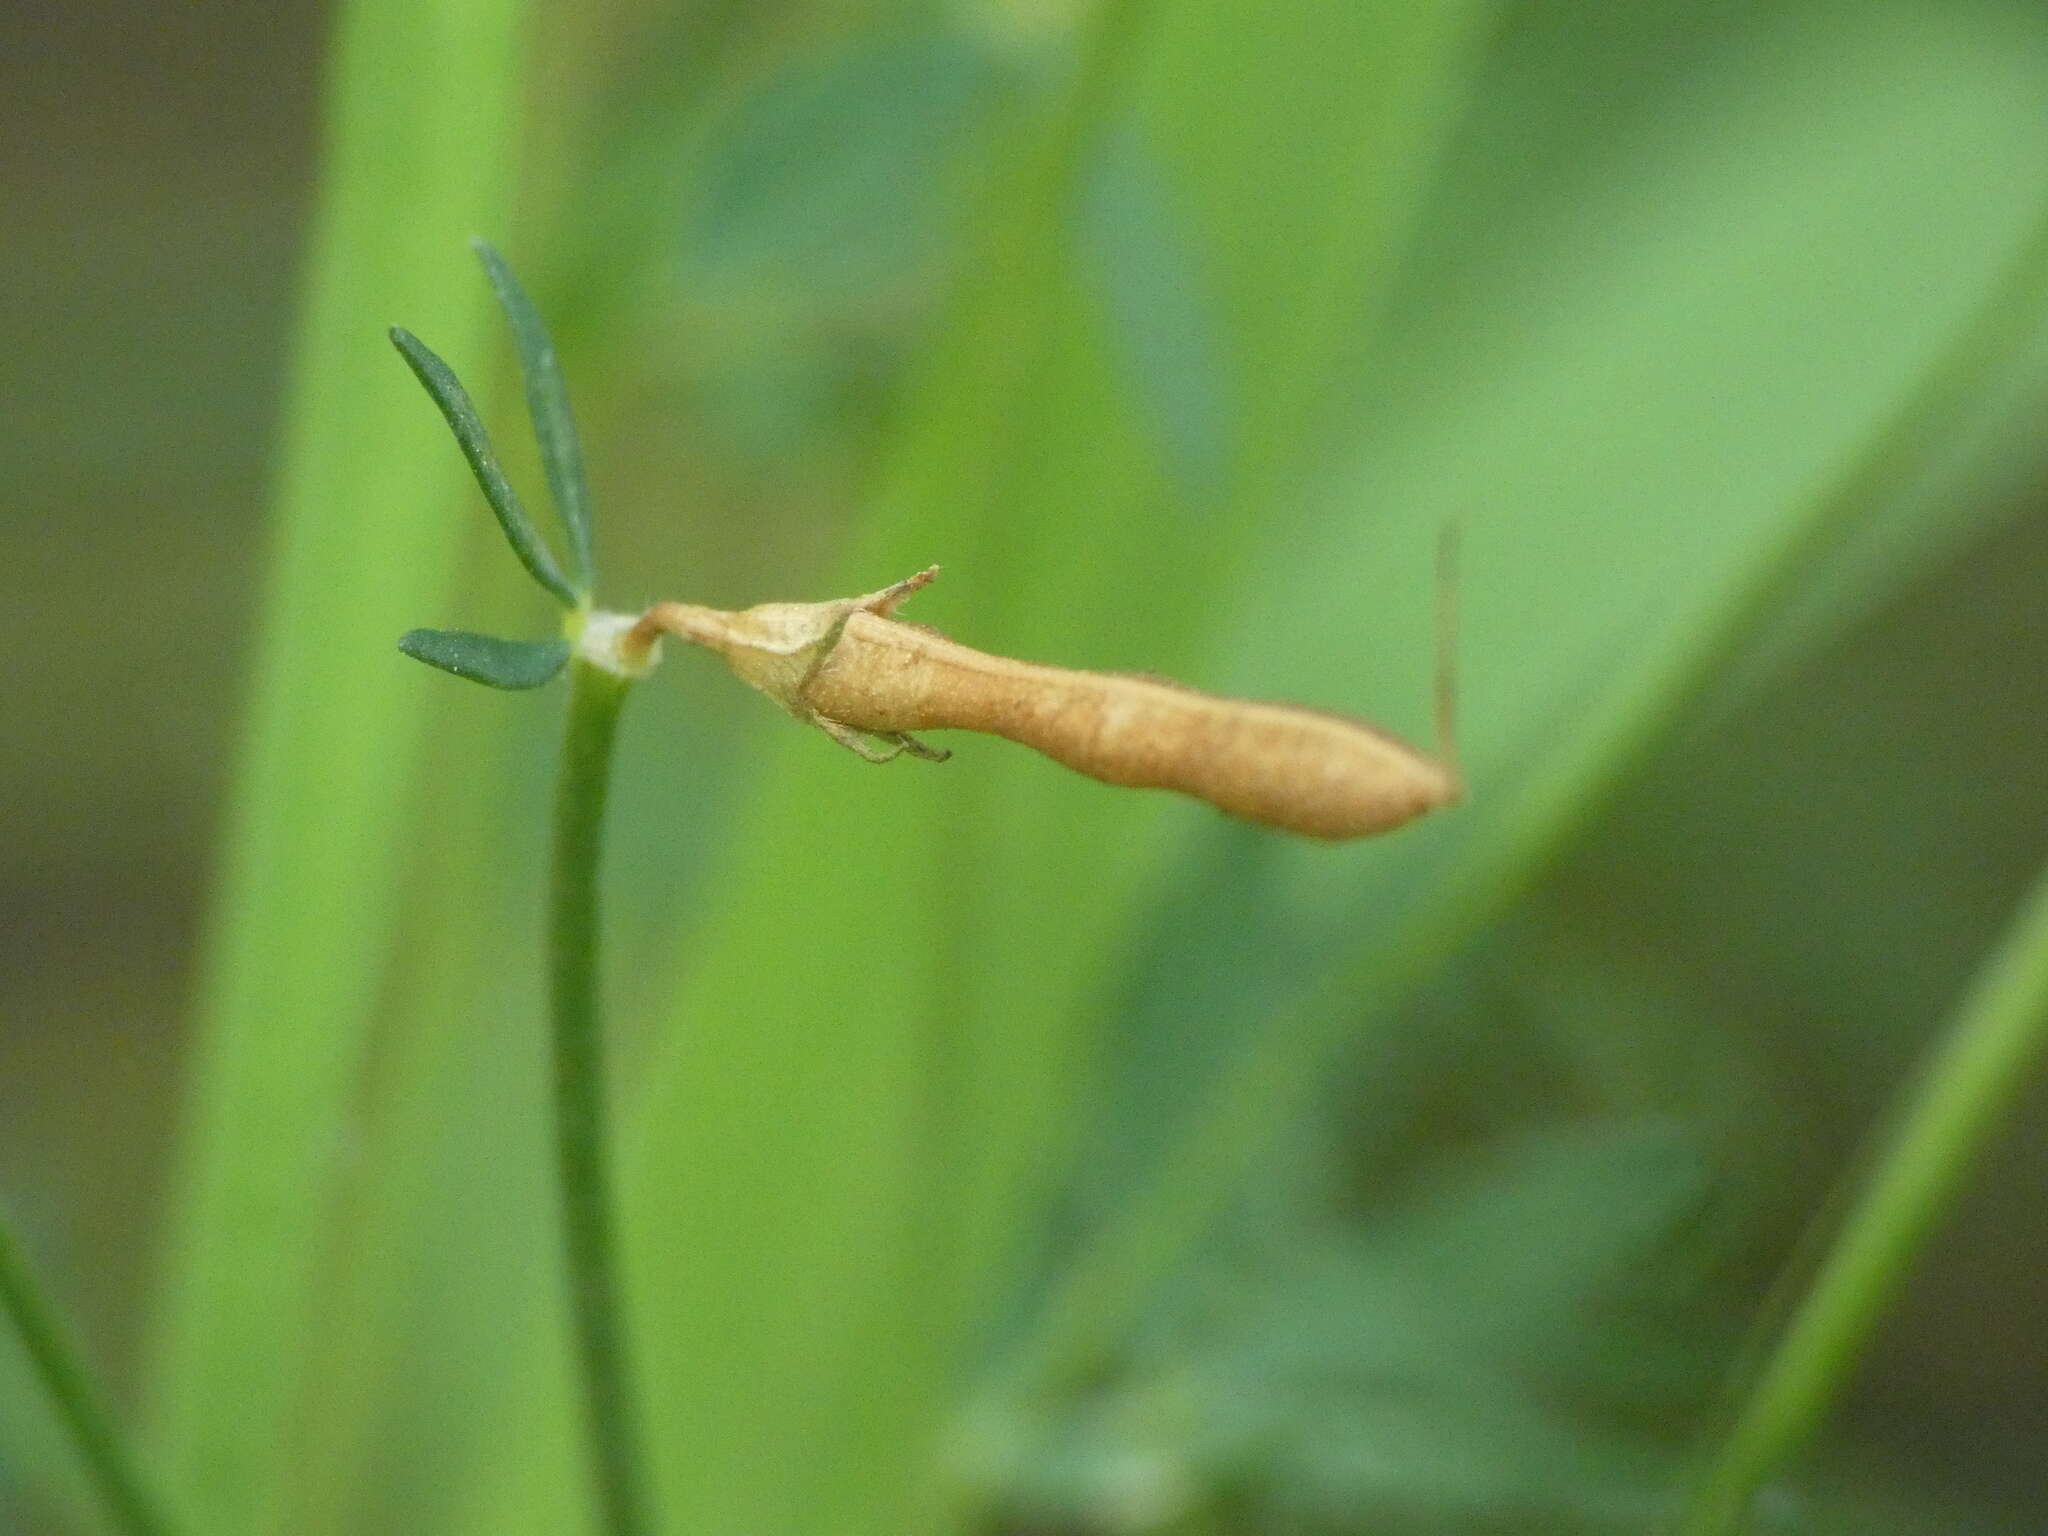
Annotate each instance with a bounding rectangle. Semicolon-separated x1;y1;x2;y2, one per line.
629;565;1459;840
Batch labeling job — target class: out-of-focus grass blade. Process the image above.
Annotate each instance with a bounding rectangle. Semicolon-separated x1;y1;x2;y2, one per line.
1682;857;2048;1535
390;326;581;608
1;1214;180;1536
2;1217;99;1534
1698;283;2048;723
143;0;533;1530
398;628;570;689
269;648;564;1536
473;240;595;592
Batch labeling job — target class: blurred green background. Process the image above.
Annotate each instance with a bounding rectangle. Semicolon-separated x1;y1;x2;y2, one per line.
5;1;2048;1533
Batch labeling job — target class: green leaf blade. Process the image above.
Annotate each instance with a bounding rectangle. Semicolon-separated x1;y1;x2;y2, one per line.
388;326;583;607
472;241;596;594
398;628;570;689
1682;856;2048;1535
147;1;537;1527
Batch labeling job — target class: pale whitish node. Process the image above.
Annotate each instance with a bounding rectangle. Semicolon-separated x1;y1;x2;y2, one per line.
577;610;660;678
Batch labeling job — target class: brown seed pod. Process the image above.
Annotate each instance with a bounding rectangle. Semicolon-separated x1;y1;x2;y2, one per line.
627;564;1460;841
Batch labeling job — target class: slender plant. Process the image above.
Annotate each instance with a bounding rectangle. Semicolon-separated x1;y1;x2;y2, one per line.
0;1217;183;1536
394;241;655;1536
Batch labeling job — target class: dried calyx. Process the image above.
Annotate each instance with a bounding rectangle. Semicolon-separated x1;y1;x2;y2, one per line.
625;567;947;762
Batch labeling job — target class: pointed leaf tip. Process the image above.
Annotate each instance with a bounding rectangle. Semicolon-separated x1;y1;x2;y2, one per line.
389;326;583;608
398;629;571;689
473;242;596;592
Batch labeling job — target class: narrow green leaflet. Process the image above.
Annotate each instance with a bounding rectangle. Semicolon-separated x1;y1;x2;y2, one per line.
473;241;595;591
398;629;571;689
389;326;582;607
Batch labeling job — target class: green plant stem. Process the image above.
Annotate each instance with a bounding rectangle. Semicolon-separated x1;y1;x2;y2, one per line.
550;655;653;1536
1681;861;2048;1536
0;1217;181;1536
